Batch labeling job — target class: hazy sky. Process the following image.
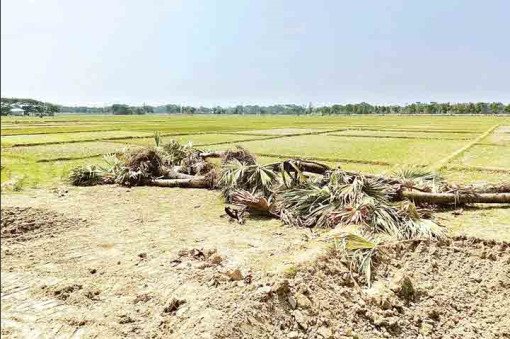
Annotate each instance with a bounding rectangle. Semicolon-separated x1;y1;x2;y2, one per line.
2;0;509;106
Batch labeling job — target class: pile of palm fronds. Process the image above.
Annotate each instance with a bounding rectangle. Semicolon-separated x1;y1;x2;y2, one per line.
219;160;278;202
222;146;256;166
69;138;510;235
225;164;445;239
69;137;219;187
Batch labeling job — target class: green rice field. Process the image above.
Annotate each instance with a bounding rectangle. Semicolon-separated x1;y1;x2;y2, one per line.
1;114;509;189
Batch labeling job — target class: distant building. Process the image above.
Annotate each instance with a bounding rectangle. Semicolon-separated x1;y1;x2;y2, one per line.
9;108;25;116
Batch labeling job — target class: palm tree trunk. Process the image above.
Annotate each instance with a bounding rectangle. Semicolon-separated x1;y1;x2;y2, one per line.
403;191;510;204
150;178;209;188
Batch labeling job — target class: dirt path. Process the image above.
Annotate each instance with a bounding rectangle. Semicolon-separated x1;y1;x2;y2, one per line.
1;186;321;338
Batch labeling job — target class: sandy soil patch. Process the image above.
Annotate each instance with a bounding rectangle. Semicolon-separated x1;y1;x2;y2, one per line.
1;186;509;338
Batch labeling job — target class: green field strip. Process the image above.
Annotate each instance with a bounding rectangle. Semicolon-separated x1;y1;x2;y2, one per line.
475;142;510;147
215;132;285;137
0;128;123;136
352;128;479;134
327;134;472;141
198;128;350;146
450;144;510;169
210;135;466;166
1;133;156;147
251;152;394;166
223;128;332;136
428;124;500;171
108;133;274;147
441;169;510;184
331;129;478;138
447;165;510;174
1;141;128;162
35;153;106;163
109;128;350;147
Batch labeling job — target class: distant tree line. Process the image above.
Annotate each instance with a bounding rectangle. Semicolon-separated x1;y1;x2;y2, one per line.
1;97;59;116
3;98;510;116
62;102;510;115
314;102;510;115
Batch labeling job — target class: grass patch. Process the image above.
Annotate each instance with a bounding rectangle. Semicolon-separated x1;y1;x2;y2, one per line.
1;130;153;147
330;130;476;140
204;135;466;166
1;157;105;189
111;133;271;147
441;168;510;184
1;115;508;191
1;126;121;136
1;142;127;161
451;144;510;169
229;128;330;136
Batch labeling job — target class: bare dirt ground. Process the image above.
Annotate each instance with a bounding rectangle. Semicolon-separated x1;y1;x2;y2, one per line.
1;186;510;338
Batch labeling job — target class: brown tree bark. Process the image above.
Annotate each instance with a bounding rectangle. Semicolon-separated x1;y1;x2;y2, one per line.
454;183;510;194
200;151;226;159
150;178;209;188
160;169;198;180
403;191;510;204
270;159;331;175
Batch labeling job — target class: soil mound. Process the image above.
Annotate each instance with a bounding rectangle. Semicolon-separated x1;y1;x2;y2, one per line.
211;237;510;338
1;207;87;241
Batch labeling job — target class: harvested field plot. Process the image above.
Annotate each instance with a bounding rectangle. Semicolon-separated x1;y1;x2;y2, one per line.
330;130;478;140
482;125;510;145
443;169;510;184
1;141;127;161
2;115;508;190
229;128;331;136
0;125;121;136
1;157;105;188
1;130;153;147
113;133;271;147
452;144;510;169
209;135;467;166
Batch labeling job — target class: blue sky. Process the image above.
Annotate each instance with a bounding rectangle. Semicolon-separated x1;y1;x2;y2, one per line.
1;0;509;106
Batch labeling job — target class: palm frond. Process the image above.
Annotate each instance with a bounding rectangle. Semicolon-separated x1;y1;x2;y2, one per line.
218;160;278;201
338;233;379;286
69;165;104;186
392;166;442;182
154;131;162;147
161;139;188;166
222;146;256;165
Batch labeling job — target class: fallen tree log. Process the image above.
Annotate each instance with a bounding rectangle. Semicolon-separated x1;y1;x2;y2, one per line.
270;159;331;175
162;170;197;180
200;151;225;159
294;160;330;175
150;178;209;188
449;183;510;194
403;191;510;204
171;165;188;174
160;166;197;179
